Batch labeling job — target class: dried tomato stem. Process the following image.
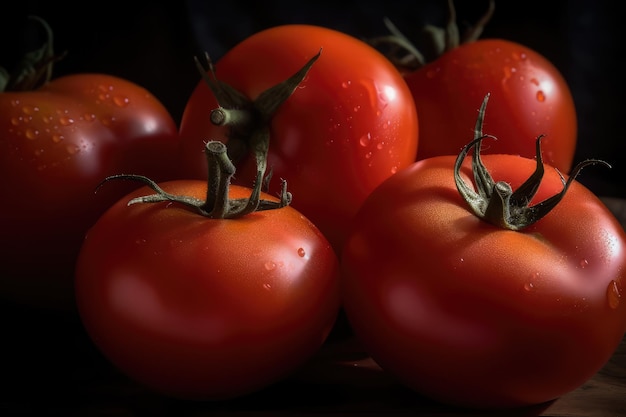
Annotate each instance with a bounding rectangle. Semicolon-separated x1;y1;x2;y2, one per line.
455;94;610;231
97;141;291;219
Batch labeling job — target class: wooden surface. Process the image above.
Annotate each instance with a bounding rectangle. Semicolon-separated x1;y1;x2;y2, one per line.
1;197;625;417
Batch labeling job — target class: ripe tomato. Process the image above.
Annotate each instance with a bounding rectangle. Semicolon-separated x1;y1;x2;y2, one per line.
341;98;626;408
372;2;576;173
179;24;418;253
406;38;576;173
0;18;180;309
75;145;340;400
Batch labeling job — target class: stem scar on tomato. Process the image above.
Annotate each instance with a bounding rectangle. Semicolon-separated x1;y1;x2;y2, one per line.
98;141;291;219
193;49;321;191
455;94;610;230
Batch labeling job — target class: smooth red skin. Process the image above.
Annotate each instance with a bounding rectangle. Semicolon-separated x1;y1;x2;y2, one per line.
341;154;626;409
405;39;577;173
75;180;341;400
179;24;419;253
0;74;180;309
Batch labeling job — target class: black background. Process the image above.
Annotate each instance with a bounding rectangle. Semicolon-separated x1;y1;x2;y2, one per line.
2;0;623;197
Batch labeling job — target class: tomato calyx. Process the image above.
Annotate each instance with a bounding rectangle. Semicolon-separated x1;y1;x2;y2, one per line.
0;16;66;92
455;94;609;231
367;0;495;72
193;49;321;189
100;141;292;219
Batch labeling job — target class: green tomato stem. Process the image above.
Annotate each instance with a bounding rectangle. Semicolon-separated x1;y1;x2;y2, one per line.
454;94;610;231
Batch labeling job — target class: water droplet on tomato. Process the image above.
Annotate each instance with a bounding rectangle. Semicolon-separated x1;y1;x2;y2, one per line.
579;259;589;268
297;248;306;257
66;145;79;155
113;95;129;107
22;105;38;115
52;134;64;143
59;116;74;126
365;151;372;159
607;280;621;309
426;69;438;79
359;133;371;147
341;81;351;89
264;261;276;271
536;91;546;102
25;128;38;140
263;283;272;290
376;142;384;150
10;117;21;126
353;105;360;112
390;166;398;174
523;282;535;292
530;78;540;86
101;116;115;126
82;113;96;122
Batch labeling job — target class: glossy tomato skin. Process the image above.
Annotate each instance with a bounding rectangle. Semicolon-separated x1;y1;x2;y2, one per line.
405;39;576;173
341;154;626;408
179;24;419;253
0;73;180;310
75;180;341;400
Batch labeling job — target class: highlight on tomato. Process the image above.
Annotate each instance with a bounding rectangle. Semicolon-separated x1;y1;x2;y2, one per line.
340;94;626;409
75;141;341;400
0;17;180;310
178;23;419;253
369;0;577;173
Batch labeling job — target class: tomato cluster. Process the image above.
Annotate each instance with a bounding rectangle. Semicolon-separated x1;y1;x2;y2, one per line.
3;3;626;411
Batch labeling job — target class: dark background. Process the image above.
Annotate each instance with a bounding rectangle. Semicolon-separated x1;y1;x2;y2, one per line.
1;0;623;198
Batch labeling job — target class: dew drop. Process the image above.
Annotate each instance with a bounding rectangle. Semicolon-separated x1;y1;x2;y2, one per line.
579;259;589;268
59;116;74;126
390;166;398;174
263;283;272;290
22;105;38;115
82;113;96;122
365;151;372;159
376;141;384;150
353;105;360;112
359;133;371;147
42;115;53;124
524;272;540;291
51;134;63;144
25;128;39;140
536;90;546;102
113;95;130;107
10;117;21;126
66;145;79;155
297;247;306;257
607;280;621;309
264;261;276;271
341;81;351;89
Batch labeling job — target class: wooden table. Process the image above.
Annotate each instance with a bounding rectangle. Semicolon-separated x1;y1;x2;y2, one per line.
1;197;625;417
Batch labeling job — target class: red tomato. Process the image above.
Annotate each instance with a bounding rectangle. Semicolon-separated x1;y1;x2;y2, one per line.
0;72;180;309
75;175;340;400
341;121;626;407
179;24;419;253
405;38;577;173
